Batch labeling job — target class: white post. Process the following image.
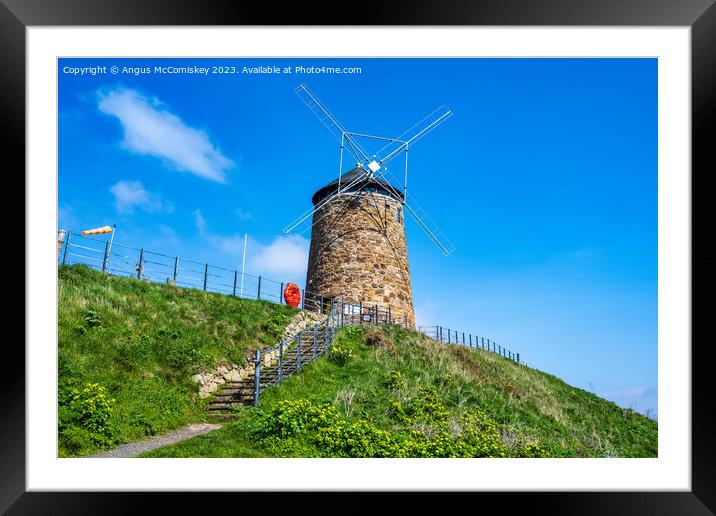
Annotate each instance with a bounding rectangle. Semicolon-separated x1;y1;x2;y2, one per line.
57;229;66;261
239;233;247;297
104;224;116;272
108;224;116;255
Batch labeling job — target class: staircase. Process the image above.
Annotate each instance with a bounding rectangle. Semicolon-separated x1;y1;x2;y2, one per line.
206;317;333;417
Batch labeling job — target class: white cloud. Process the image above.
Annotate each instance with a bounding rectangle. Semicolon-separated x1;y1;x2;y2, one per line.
98;88;233;183
249;235;310;279
110;180;171;214
193;209;309;280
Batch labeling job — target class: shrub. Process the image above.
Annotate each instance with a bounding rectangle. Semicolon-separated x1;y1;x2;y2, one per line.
59;383;118;448
364;330;397;355
253;397;546;458
83;309;102;329
459;411;508;458
263;313;291;342
392;386;450;427
256;399;341;438
343;326;364;339
329;345;354;366
383;370;404;390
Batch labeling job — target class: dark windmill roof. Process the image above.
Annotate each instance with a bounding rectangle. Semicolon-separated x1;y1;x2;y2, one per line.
311;166;404;205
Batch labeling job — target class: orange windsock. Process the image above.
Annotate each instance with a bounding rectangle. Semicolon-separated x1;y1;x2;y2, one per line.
82;226;113;236
283;283;301;308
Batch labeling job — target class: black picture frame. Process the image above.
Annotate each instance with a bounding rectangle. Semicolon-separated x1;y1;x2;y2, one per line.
3;0;714;513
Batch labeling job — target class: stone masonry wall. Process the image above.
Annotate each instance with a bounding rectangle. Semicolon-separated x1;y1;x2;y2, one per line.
305;192;415;327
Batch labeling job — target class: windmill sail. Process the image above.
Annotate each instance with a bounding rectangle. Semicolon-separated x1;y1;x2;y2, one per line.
373;166;454;256
282;167;371;234
295;84;369;165
289;83;455;256
295;84;346;143
371;105;453;169
403;195;455;256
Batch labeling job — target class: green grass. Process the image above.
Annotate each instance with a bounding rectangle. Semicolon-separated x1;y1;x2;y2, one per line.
57;264;297;457
142;325;657;458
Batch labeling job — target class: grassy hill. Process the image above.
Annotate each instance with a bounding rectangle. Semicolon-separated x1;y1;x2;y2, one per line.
143;325;658;458
57;265;297;457
58;264;657;458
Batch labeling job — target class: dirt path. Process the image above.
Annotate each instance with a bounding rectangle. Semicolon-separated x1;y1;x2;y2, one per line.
89;423;223;458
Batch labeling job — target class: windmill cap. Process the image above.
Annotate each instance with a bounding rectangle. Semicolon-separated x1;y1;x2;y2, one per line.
311;166;404;205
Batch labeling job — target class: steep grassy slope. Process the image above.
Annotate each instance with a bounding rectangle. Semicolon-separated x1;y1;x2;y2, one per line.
57;265;297;457
143;325;657;458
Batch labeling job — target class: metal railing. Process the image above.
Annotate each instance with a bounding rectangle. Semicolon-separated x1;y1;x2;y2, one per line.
251;297;410;406
418;325;520;363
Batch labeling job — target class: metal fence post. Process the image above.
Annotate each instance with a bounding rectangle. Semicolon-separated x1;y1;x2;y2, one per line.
313;329;318;359
388;306;392;324
62;231;72;265
203;264;209;291
517;353;520;364
233;270;238;296
469;334;473;348
359;302;363;324
280;283;284;304
447;329;451;344
101;241;110;273
278;341;284;384
324;317;331;356
257;276;262;299
173;257;179;283
296;332;302;371
253;350;261;407
137;248;144;279
462;332;465;345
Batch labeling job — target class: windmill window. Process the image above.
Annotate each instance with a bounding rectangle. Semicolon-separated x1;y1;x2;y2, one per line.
397;208;402;224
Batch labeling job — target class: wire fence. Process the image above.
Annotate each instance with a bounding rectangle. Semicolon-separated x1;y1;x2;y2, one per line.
58;229;327;311
418;325;520;363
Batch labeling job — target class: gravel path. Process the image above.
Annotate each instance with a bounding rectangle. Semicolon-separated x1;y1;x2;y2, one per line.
89;423;223;458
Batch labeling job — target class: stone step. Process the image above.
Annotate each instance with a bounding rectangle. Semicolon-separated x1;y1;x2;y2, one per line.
208;401;252;409
202;321;335;416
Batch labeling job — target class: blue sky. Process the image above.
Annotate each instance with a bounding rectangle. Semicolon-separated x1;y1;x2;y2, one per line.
58;58;657;417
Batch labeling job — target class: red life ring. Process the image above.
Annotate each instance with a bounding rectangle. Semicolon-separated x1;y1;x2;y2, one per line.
283;282;301;308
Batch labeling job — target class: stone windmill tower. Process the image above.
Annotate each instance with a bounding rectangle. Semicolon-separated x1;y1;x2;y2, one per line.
285;85;455;327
